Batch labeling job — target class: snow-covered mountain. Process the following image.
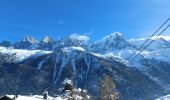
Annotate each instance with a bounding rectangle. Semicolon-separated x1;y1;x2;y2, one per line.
90;32;134;53
1;32;170;100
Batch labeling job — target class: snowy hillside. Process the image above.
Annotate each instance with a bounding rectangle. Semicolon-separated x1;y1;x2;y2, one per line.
0;46;51;62
156;94;170;100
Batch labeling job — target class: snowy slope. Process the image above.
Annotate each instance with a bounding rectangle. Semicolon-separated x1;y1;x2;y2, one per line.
0;46;51;62
156;94;170;100
129;35;170;51
140;48;170;62
62;46;85;52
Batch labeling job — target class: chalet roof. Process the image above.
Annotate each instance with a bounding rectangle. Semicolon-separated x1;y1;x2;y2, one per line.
0;96;13;100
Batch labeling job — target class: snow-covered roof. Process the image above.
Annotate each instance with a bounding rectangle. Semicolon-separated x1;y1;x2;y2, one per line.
6;94;86;100
63;79;73;85
7;95;62;100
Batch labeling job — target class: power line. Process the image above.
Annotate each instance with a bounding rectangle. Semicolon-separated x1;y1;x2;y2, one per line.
129;24;170;63
126;17;170;60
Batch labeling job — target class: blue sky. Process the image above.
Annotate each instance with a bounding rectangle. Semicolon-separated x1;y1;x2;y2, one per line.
0;0;170;42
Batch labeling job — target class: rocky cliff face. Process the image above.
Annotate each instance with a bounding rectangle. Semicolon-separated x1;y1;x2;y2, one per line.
0;47;164;100
38;36;56;51
13;36;38;50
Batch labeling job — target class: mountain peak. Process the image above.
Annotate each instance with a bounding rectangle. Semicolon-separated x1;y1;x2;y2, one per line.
103;32;123;40
90;32;133;53
22;36;38;44
42;36;53;44
69;34;89;42
110;32;122;37
58;34;89;47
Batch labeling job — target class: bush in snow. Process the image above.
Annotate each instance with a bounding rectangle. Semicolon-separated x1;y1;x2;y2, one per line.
43;91;48;99
61;78;91;100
